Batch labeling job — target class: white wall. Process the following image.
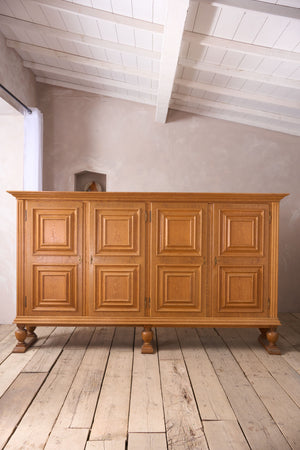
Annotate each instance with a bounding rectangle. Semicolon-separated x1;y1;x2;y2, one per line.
39;85;300;312
0;112;24;323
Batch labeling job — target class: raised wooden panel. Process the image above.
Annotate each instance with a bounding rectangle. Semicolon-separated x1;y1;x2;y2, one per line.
95;209;140;255
33;209;77;255
94;265;140;311
218;208;265;257
157;209;202;256
156;265;202;312
218;265;264;313
32;265;78;312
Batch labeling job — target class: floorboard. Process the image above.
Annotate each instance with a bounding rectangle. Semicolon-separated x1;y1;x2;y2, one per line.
0;322;299;450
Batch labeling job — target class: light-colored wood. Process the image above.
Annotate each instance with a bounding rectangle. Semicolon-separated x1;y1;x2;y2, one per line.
22;326;74;372
155;0;189;123
203;420;249;450
178;58;300;90
85;441;126;450
5;327;94;450
219;327;300;448
172;93;300;126
198;328;291;450
0;16;160;60
183;31;300;63
9;192;286;355
0;372;47;449
47;326;113;436
128;328;165;432
201;0;300;20
238;328;300;407
90;328;134;441
0;323;299;449
174;78;300;109
0;350;39;397
157;327;208;449
26;63;156;95
0;329;21;364
7;41;157;82
45;428;89;450
128;433;167;450
176;327;235;420
279;312;300;336
0;325;14;342
29;0;163;33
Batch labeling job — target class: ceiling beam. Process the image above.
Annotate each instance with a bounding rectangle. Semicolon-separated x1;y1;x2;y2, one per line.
175;78;300;109
36;77;156;106
178;58;300;91
24;61;156;95
170;103;300;137
0;14;160;60
7;40;158;81
28;0;163;34
172;92;300;125
155;0;189;123
197;0;300;20
183;32;300;63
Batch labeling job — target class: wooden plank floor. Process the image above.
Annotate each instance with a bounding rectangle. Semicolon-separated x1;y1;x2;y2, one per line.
0;314;299;449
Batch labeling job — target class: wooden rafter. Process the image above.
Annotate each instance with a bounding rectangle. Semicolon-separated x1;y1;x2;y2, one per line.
28;0;163;33
7;40;158;81
155;0;189;123
0;15;160;60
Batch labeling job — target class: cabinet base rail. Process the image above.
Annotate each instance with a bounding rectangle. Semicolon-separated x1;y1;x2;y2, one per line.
12;324;280;355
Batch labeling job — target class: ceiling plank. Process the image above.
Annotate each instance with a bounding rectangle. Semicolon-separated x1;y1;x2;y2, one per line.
170;104;300;137
28;0;163;33
197;0;300;20
24;61;156;95
178;58;300;90
172;92;300;125
36;77;156;105
175;78;300;109
155;0;189;123
0;14;160;60
183;32;300;63
7;40;158;80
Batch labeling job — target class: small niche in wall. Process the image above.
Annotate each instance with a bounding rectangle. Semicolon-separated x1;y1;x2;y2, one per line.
75;170;107;192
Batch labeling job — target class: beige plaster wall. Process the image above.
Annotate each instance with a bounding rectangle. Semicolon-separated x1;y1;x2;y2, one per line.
39;84;300;312
0;114;24;323
0;30;37;108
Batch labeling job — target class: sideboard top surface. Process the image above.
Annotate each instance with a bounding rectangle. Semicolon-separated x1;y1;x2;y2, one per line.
8;191;288;202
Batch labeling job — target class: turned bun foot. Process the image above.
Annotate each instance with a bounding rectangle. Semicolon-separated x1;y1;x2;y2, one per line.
141;327;154;354
12;324;37;353
258;327;280;355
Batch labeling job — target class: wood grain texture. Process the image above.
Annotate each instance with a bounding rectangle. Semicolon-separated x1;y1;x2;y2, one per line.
5;327;93;450
157;327;208;450
128;433;167;450
90;328;134;441
203;420;249;450
0;323;299;449
198;328;290;450
0;372;47;449
128;328;165;432
176;327;235;420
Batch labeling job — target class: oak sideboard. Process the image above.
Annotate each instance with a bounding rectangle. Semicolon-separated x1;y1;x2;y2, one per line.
9;191;287;355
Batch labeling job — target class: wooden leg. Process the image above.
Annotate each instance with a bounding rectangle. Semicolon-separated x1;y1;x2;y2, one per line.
258;326;281;355
12;324;37;353
141;327;154;354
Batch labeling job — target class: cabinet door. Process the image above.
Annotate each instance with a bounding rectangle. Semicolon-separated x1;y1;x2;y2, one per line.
212;203;269;317
151;203;207;317
88;202;146;317
24;201;84;316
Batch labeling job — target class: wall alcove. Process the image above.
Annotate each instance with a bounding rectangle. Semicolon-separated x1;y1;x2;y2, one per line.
75;170;107;192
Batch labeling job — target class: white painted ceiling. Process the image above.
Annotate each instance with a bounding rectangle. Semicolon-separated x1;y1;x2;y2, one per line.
0;0;299;136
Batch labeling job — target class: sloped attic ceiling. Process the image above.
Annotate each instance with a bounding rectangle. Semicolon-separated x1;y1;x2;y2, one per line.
0;0;299;136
